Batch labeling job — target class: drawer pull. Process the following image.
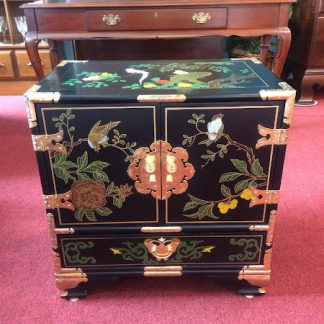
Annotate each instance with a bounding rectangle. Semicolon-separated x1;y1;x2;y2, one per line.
0;63;4;68
102;14;121;26
192;12;211;24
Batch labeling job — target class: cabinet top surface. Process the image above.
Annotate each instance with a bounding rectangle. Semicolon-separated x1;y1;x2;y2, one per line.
30;59;284;102
22;0;296;8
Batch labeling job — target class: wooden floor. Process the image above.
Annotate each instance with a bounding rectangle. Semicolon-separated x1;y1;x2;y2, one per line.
0;81;36;96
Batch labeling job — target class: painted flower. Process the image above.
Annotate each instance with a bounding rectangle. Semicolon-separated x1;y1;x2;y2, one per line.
240;188;255;200
207;114;224;141
71;179;107;210
116;184;133;199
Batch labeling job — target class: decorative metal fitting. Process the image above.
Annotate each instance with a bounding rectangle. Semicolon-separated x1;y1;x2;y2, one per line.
141;226;182;233
102;14;121;26
192;12;211;24
137;94;186;102
256;124;289;149
144;266;183;277
249;188;280;207
144;237;180;261
44;191;75;211
32;130;67;154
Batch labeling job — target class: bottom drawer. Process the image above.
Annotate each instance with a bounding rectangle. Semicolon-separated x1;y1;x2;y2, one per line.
57;233;266;269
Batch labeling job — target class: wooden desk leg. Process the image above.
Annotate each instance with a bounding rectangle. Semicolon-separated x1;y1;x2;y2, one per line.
25;32;44;80
272;29;291;78
260;35;271;66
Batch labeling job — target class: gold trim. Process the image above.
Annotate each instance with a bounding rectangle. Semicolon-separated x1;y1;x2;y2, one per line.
260;83;296;125
256;125;289;149
137;94;186;102
249;188;280;207
141;226;182;233
47;213;87;297
249;225;269;232
32;130;67;154
238;248;272;293
44;191;75;211
144;266;182;277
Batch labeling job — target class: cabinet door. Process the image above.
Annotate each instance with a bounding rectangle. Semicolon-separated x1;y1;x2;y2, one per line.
161;102;285;224
35;104;160;227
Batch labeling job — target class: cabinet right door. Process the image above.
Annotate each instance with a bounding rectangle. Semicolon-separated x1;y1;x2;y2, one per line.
161;101;286;225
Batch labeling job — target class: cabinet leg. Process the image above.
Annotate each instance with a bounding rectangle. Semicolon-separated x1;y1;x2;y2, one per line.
295;74;319;106
25;31;44;80
260;35;272;66
272;29;291;78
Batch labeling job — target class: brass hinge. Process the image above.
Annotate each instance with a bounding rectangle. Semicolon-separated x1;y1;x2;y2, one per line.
24;88;61;128
249;189;279;207
260;82;296;126
144;266;183;277
137;94;186;102
141;226;182;233
44;191;75;211
249;210;277;246
256;125;289;149
32;130;67;154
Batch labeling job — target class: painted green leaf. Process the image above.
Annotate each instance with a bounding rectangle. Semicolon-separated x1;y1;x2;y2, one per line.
96;207;113;216
249;180;258;188
74;209;84;222
84;209;97;222
188;119;196;124
55;153;66;165
250;159;264;176
83;161;110;173
93;170;109;182
54;166;69;184
113;197;123;208
106;182;115;195
221;184;232;198
234;179;251;193
188;194;208;206
231;159;248;174
219;172;243;183
198;204;216;220
59;161;78;169
77;173;90;181
77;151;88;170
183;201;199;212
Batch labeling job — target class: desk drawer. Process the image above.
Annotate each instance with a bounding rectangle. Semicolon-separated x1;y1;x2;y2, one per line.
0;50;15;79
58;233;264;268
86;7;227;31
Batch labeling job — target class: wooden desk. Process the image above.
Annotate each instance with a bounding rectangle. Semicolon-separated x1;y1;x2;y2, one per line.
22;0;295;80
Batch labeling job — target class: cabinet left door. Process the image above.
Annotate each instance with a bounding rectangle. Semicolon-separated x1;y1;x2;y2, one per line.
34;103;160;227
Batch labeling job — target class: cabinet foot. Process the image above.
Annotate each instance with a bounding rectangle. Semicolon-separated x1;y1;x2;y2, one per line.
238;281;267;297
61;287;88;300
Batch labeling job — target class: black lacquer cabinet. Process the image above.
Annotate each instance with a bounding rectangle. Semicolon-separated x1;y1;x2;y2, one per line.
25;59;295;298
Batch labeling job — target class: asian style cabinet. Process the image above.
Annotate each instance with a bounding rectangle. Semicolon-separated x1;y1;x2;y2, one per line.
25;59;296;299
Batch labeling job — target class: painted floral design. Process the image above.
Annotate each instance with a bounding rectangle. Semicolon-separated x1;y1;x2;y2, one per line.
182;113;267;220
51;109;137;222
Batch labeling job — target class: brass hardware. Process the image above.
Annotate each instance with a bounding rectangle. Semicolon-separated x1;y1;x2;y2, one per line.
238;248;272;293
24;87;60;128
44;191;75;211
249;210;277;246
141;226;182;233
260;84;296;125
0;63;4;67
127;141;195;200
102;14;121;26
192;12;211;24
256;125;289;149
144;237;180;261
32;130;67;154
47;213;87;297
154;12;158;18
144;266;182;277
249;188;280;207
137;94;186;102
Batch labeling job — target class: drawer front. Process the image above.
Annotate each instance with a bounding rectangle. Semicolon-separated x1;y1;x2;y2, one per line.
35;104;159;226
0;50;15;78
310;17;324;67
86;8;227;31
16;49;52;78
58;233;265;268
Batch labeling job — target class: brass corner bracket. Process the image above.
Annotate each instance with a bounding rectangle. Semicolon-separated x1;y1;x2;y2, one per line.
24;87;61;128
259;83;296;126
144;266;183;277
44;191;75;211
249;210;277;246
238;248;272;293
32;130;67;154
249;188;280;207
256;125;289;149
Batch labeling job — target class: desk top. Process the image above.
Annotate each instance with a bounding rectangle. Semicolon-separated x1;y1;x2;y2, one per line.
22;0;296;9
29;59;286;102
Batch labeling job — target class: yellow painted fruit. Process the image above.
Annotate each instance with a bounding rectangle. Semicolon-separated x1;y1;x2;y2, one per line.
143;83;157;88
229;199;238;209
178;82;192;88
101;72;112;76
240;188;253;200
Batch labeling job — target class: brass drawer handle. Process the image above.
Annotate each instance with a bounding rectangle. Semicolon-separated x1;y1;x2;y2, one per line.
0;63;4;68
192;12;211;24
102;14;121;26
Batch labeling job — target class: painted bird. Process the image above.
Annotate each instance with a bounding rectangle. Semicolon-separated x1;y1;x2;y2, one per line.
125;68;149;84
207;114;224;141
88;120;120;152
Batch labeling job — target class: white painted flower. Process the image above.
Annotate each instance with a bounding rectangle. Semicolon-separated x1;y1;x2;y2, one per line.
207;114;224;141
